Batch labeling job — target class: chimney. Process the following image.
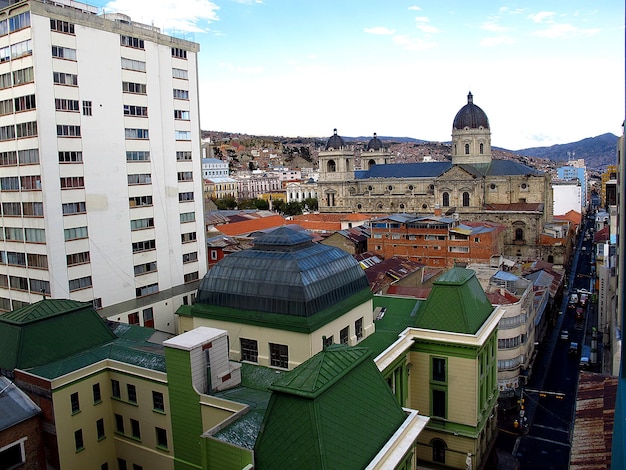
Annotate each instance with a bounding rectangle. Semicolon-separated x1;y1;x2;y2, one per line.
434;204;442;217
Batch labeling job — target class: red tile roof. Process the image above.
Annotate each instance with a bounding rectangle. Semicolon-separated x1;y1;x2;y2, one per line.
216;214;286;236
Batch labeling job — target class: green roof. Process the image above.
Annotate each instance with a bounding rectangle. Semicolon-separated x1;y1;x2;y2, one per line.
414;267;493;334
0;299;116;372
254;344;407;469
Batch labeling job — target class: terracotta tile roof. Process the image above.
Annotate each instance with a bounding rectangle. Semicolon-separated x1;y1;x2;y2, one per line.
554;209;582;225
216;214;286;236
290;220;341;232
594;226;610;243
484;202;545;212
386;285;431;299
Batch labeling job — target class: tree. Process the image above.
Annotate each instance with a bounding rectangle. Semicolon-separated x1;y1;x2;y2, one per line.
215;196;237;210
254;199;269;210
282;201;303;216
272;199;285;214
303;197;318;211
237;198;257;210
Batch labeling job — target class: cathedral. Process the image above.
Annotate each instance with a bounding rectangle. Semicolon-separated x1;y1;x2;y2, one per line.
317;92;554;260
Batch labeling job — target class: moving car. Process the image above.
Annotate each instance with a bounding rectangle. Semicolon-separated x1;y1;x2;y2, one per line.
569;342;580;355
560;330;569;340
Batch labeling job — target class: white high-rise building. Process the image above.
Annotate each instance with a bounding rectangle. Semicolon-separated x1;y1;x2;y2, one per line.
0;0;206;332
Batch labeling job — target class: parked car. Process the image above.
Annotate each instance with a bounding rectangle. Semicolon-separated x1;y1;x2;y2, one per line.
580;293;589;306
569;342;580;355
569;293;579;304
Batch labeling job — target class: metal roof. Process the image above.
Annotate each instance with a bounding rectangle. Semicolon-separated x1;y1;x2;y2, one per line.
0;376;41;432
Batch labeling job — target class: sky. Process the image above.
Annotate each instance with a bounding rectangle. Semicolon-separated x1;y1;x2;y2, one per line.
94;0;623;150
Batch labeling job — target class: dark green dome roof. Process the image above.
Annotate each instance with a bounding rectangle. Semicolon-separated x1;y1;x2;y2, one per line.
325;128;345;150
453;92;489;130
196;227;369;317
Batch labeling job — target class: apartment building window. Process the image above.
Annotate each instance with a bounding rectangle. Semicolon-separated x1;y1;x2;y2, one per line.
156;427;168;449
82;101;92;116
114;414;124;433
134;262;157;276
93;383;101;403
0;98;12;115
126;151;150;161
136;283;158;297
27;253;48;269
10;39;32;59
123;105;148;117
19;176;40;191
56;125;81;137
9;12;30;32
176;151;192;161
2;202;20;216
172;68;188;79
64;226;88;241
122;81;146;94
62;202;86;215
178;192;194;202
50;18;74;34
173;89;189;100
4;227;23;241
9;275;28;290
432;357;446;382
143;307;153;326
171;47;187;59
18;149;38;164
16;121;37;138
175;131;191;141
128;173;151;185
0;124;15;141
181;232;196;243
66;251;90;266
432;388;446;418
111;379;121;399
269;343;288;369
132;240;155;253
152;391;164;412
0;177;18;191
118;459;127;470
51;45;76;60
323;336;334;348
432;439;446;464
74;429;84;452
130;217;154;231
28;278;50;295
69;276;92;292
13;67;33;86
120;35;144;49
180;212;195;223
55;98;79;112
177;171;193;181
129;196;153;208
182;252;197;263
24;228;45;243
240;338;258;362
59;151;82;163
96;418;105;440
0;150;16;165
340;326;349;345
125;128;149;139
70;392;80;413
355;317;363;340
53;72;78;86
127;384;137;404
6;252;25;266
0;71;9;88
174;109;190;120
60;176;84;189
23;202;43;216
128;312;139;324
121;57;146;72
14;94;35;112
184;272;198;283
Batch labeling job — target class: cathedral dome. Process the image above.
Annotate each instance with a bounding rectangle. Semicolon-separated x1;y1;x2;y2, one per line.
453;92;489;130
195;226;369;317
366;133;383;151
325;128;345;150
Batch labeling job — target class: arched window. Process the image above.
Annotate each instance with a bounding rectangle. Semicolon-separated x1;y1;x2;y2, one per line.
515;228;524;241
432;439;446;463
464;143;470;155
480;143;484;154
368;159;376;169
442;192;450;207
462;192;470;207
327;160;336;172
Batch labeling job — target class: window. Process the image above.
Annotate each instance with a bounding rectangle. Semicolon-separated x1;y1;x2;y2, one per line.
175;130;191;140
53;72;78;86
132;240;156;253
0;71;10;89
60;176;84;189
1;176;19;190
9;275;28;290
182;252;197;263
23;202;43;216
171;47;187;59
120;35;144;49
55;98;79;112
323;336;334;348
6;252;26;266
177;171;193;181
16;121;37;138
355;317;364;340
0;98;12;115
184;272;198;283
176;151;192;161
82;100;92;116
25;228;45;243
462;191;470;207
156;427;168;449
181;232;196;243
74;429;84;451
123;105;148;117
432;389;446;418
128;312;139;324
172;68;188;79
2;202;21;216
0;124;15;141
125;128;149;139
210;250;218;261
71;392;80;413
178;192;194;202
27;253;48;269
0;150;16;165
122;81;147;94
131;218;154;231
13;67;34;86
63;202;87;215
515;228;524;241
50;18;75;34
114;414;124;433
118;459;127;470
0;441;25;468
93;383;101;403
121;57;146;72
464;143;470;154
480;142;484;154
14;94;35;112
269;343;288;368
5;227;23;241
143;307;153;326
10;39;32;59
101;464;108;470
240;338;258;362
180;212;195;223
136;283;158;297
57;125;81;137
9;12;30;32
111;380;121;399
340;326;349;345
442;191;450;207
130;419;141;439
128;174;151;185
129;196;153;207
29;278;50;295
96;418;105;440
126;151;150;161
134;261;157;276
59;151;82;163
93;298;102;310
69;276;92;291
152;391;164;412
432;357;446;382
173;89;189;100
51;45;76;60
432;439;446;464
19;149;39;164
127;384;137;403
174;109;190;120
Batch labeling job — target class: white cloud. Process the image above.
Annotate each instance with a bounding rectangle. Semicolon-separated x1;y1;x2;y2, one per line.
479;36;514;47
104;0;219;33
232;0;263;4
480;18;507;33
532;23;600;38
408;6;421;11
415;17;440;34
392;34;437;51
364;26;396;35
529;11;556;23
